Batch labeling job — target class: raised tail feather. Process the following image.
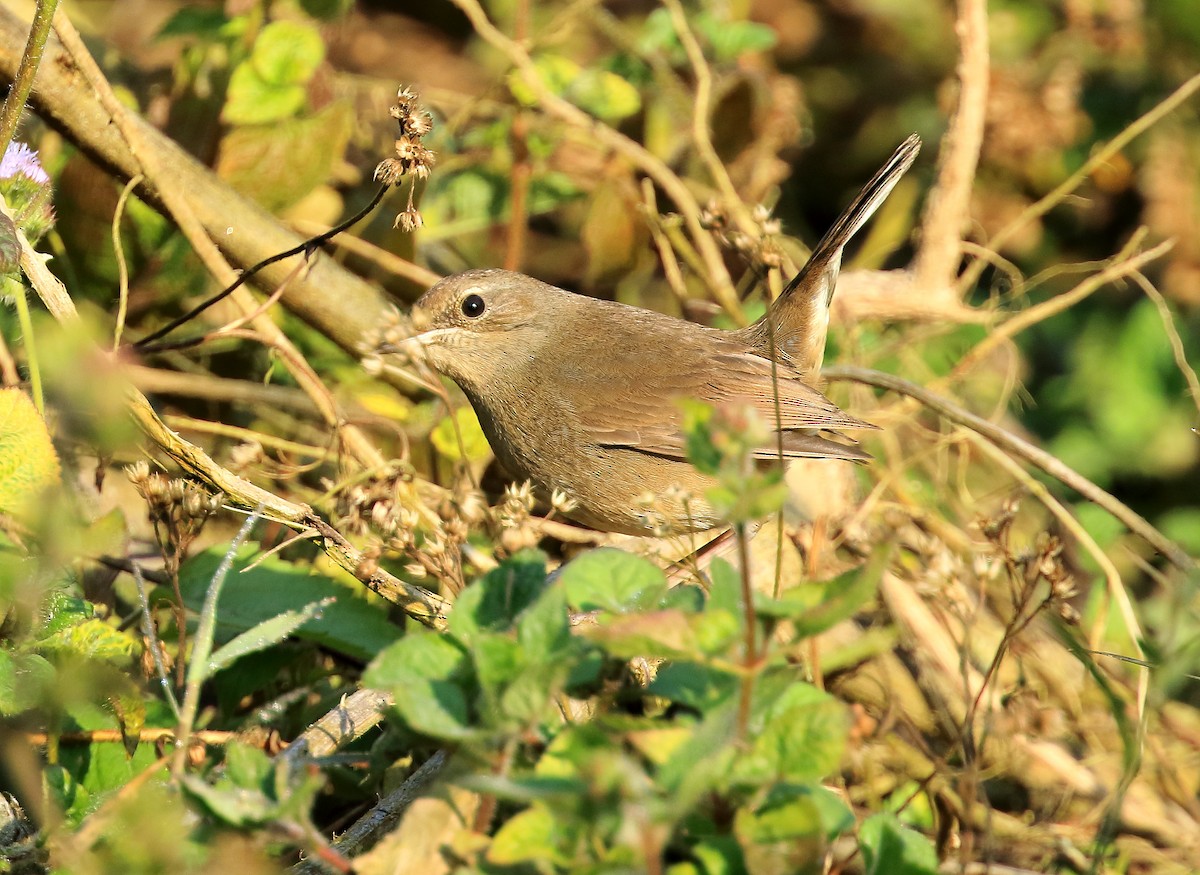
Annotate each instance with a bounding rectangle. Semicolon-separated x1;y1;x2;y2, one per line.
739;134;921;377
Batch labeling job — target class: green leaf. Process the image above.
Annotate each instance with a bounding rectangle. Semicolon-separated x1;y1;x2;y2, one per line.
206;597;333;676
649;662;738;712
508;54;581;107
393;677;474;741
734;790;824;874
38;618;135;666
58;700;172;805
489;804;570;866
156;7;229;39
859;813;939;875
686;838;746;875
566;69;641;121
517;585;571;663
38;591;92;637
472;633;523;705
178;548;401;662
216;102;355;211
364;631;470;688
249;20;325;86
449;550;548;643
581;610;700;660
44;764;91;826
696;17;778;61
0;650;54;716
756;546;889;638
223;65;307;125
560;548;667;613
430;406;492;463
734;682;849;785
225;741;273;790
180;774;276;827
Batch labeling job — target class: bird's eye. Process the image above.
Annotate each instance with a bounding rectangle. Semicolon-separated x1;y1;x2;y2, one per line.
461;294;486;318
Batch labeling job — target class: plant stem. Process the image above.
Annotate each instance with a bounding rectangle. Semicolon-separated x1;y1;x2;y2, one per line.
0;0;58;156
735;522;757;741
8;276;42;414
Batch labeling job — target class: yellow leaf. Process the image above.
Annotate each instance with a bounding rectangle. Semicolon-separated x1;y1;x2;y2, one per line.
0;389;60;515
430;407;492;463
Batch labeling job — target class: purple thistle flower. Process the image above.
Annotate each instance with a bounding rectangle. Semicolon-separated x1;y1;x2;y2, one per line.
0;142;50;185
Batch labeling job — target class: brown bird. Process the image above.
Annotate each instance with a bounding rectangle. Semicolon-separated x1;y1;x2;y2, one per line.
400;136;920;535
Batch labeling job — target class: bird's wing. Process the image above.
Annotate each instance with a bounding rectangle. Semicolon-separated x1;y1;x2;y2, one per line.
572;339;874;462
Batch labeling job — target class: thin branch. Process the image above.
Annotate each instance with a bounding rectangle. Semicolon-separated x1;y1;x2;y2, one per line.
950;235;1173;379
823;365;1195;572
960;71;1200;292
291;751;449;873
1130;271;1200;419
110;173;142;351
913;0;989;299
447;0;743;319
661;0;758;239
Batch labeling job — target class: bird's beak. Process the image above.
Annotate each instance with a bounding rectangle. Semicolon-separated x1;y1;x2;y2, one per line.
376;305;432;356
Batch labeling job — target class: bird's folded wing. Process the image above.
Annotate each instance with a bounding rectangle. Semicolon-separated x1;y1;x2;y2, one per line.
574;348;874;462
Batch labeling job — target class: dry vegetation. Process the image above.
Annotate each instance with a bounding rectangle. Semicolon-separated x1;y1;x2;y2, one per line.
0;1;1198;873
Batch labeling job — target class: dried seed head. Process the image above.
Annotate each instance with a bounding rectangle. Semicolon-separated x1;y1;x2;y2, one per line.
550;488;578;515
395;208;423;232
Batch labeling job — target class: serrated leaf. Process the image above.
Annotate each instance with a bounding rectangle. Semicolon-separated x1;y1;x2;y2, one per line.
0;389;61;515
364;631;469;688
39;619;136;666
449;550;547;643
206;597;333;677
560;548;667;614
